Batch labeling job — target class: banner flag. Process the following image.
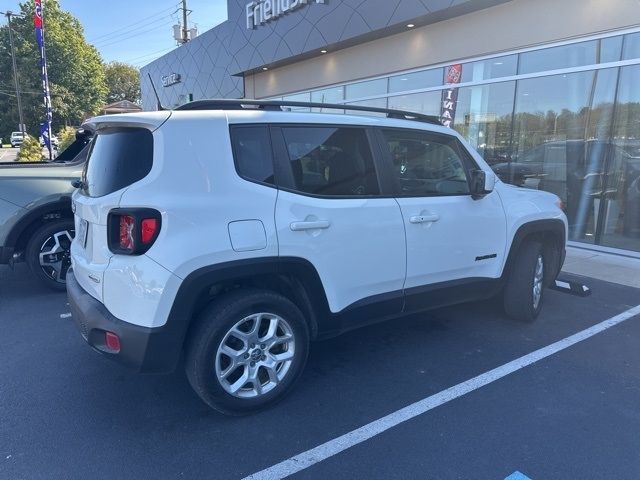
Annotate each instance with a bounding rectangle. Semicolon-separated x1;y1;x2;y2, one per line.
440;64;462;128
34;0;53;157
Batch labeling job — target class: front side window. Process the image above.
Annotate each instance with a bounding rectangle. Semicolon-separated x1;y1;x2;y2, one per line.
280;127;380;196
381;129;470;196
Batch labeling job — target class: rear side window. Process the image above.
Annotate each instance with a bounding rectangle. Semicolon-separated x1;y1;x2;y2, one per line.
230;126;275;185
280;127;379;196
83;128;153;197
381;129;470;196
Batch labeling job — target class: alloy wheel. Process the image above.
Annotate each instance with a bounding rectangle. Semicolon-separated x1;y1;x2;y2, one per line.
38;229;74;284
532;254;544;310
215;313;295;399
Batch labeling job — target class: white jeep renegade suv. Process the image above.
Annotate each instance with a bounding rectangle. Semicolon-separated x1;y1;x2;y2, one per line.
67;100;567;415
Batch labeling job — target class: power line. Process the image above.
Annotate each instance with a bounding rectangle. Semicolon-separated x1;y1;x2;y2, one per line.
124;46;176;64
88;2;180;43
96;19;175;49
92;15;175;47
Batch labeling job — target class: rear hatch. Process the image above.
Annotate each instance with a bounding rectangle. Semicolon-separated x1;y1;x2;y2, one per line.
71;113;169;301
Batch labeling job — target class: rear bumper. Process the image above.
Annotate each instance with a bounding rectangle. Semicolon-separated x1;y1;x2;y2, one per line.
67;269;180;373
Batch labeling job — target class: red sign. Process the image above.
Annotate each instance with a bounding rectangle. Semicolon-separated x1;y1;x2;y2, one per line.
34;0;43;29
440;64;462;128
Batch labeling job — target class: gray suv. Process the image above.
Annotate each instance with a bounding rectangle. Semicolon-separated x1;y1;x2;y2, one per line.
0;130;91;290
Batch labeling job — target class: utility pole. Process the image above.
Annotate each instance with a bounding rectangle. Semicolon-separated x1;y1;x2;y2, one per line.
3;11;26;135
181;0;188;44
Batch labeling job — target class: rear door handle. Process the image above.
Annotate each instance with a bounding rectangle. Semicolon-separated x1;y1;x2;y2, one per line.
290;220;331;231
409;214;440;224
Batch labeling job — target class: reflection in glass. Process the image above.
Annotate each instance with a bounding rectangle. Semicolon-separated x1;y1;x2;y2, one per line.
508;71;598;242
345;98;388;117
460;55;518;83
387;91;441;116
622;32;640;60
601;65;640;251
345;78;388;100
519;40;597;74
600;36;623;63
452;81;515;166
283;92;312;111
389;68;443;93
311;87;344;113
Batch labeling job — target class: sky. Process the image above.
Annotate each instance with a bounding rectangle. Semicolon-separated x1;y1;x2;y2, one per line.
0;0;228;67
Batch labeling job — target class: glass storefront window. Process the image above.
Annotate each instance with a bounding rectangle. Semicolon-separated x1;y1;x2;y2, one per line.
345;98;388;116
311;86;344;113
519;40;598;74
510;71;597;242
345;78;388;100
452;81;515;166
622;32;640;60
387;91;441;116
600;65;640;251
460;55;518;83
600;36;623;63
283;92;311;111
388;68;443;93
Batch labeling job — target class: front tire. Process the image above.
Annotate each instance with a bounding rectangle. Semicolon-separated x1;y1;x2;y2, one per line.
503;241;546;322
184;289;310;415
26;219;75;291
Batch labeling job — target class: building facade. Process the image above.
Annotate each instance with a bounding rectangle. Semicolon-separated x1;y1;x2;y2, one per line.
141;0;640;256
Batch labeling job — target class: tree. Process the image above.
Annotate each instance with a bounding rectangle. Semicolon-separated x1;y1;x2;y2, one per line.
104;62;140;104
0;1;108;139
17;135;44;161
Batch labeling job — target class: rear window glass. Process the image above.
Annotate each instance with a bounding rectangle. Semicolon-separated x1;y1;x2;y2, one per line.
82;128;153;197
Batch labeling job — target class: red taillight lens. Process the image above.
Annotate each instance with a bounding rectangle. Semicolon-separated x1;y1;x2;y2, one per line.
141;218;158;244
119;215;135;251
105;331;121;353
108;209;161;255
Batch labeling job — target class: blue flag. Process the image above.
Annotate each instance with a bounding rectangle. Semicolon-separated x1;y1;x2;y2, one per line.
34;0;53;157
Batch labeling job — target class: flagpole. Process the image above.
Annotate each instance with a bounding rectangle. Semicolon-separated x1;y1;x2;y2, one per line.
34;0;53;160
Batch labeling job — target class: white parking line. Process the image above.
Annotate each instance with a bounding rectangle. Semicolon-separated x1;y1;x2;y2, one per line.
243;304;640;480
60;313;72;319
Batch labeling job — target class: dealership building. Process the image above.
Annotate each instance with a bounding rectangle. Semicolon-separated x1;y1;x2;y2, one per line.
141;0;640;256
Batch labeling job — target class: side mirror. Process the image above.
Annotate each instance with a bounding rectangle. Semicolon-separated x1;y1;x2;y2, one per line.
470;169;495;199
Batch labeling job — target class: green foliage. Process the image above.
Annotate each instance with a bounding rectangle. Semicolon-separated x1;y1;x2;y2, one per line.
104;62;141;104
17;135;44;162
0;0;108;138
56;126;76;152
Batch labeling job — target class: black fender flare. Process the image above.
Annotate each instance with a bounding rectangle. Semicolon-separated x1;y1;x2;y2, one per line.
4;197;73;251
502;219;566;283
153;256;332;372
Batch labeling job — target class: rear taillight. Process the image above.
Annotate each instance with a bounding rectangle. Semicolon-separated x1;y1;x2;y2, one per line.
108;209;161;255
119;215;135;251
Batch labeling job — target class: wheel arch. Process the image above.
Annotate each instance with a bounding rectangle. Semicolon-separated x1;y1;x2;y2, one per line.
163;257;332;369
502;219;566;285
4;197;73;256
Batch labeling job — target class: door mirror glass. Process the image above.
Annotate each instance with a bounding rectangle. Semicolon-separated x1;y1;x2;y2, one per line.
470;169;494;197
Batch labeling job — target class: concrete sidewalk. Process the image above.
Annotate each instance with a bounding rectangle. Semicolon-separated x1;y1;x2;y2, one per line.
562;247;640;288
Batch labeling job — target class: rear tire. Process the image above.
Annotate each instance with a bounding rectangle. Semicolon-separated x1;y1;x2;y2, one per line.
503;241;546;322
26;219;75;291
184;289;310;415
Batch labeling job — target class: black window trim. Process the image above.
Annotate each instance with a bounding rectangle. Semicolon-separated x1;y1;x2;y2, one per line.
374;126;480;199
269;123;393;200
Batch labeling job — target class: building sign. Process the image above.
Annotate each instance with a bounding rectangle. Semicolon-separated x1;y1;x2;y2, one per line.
246;0;325;29
440;64;462;128
162;73;182;87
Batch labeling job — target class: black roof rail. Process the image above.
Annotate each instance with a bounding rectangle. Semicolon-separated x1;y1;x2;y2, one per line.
175;99;443;125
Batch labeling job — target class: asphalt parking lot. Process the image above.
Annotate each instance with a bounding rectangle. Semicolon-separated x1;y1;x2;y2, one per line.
1;264;639;480
0;147;19;163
